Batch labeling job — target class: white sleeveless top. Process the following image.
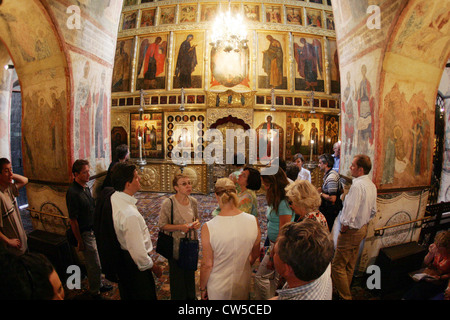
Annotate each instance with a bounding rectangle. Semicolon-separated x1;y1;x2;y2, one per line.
206;212;258;300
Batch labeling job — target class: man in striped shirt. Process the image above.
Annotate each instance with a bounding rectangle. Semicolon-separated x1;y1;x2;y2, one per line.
318;153;342;231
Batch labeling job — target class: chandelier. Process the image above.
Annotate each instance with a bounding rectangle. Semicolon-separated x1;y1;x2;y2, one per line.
210;0;248;53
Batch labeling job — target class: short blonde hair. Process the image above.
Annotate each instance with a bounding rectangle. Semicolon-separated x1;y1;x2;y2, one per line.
214;178;239;207
285;179;321;212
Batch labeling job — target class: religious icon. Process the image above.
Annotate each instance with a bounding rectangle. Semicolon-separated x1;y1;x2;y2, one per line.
112;38;134;92
173;32;204;89
130;112;163;159
179;5;197;23
140;9;156;27
136;34;168;90
243;4;260;22
286;7;302;25
122;11;137;30
159;6;176;25
293;35;324;92
258;33;287;89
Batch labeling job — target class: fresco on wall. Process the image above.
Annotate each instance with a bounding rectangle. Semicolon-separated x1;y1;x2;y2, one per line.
390;1;450;67
23;87;67;180
340;61;376;178
257;32;288;90
286;112;323;161
173;32;204;89
378;82;433;189
293;34;324;92
72;55;112;171
112;38;134;92
341;71;356;163
130;112;163;159
136;34;168;90
334;0;369;33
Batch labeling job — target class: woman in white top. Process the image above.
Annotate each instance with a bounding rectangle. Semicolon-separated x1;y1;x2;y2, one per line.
200;178;261;300
293;153;311;182
158;174;200;300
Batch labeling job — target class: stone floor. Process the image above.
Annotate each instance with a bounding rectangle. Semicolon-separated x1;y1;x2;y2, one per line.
21;191;383;301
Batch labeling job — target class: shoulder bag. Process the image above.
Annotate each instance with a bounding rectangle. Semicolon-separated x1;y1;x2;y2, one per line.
177;198;199;270
177;230;199;270
156;198;174;260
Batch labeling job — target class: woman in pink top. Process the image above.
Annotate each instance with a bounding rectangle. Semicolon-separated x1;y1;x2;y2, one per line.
403;231;450;300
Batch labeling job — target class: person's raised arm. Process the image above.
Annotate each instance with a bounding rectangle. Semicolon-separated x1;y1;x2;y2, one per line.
12;173;28;190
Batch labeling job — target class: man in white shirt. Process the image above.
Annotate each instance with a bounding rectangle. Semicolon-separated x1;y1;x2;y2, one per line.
331;154;377;300
110;162;162;299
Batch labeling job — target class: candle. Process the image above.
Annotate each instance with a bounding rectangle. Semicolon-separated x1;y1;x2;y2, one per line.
138;136;142;160
310;140;314;161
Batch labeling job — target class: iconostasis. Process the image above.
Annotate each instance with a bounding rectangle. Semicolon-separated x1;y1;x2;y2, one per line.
110;0;341;192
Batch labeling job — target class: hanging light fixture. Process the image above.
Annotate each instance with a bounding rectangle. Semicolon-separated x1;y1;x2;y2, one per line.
210;0;248;53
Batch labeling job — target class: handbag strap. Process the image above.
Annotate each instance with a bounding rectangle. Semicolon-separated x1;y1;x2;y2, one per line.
164;198;174;236
169;197;173;224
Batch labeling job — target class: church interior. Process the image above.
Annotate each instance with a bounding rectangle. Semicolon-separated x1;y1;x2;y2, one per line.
0;0;449;301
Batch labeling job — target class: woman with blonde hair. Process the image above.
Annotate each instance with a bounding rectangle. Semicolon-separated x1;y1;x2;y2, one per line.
200;178;261;300
158;174;200;300
285;179;328;229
